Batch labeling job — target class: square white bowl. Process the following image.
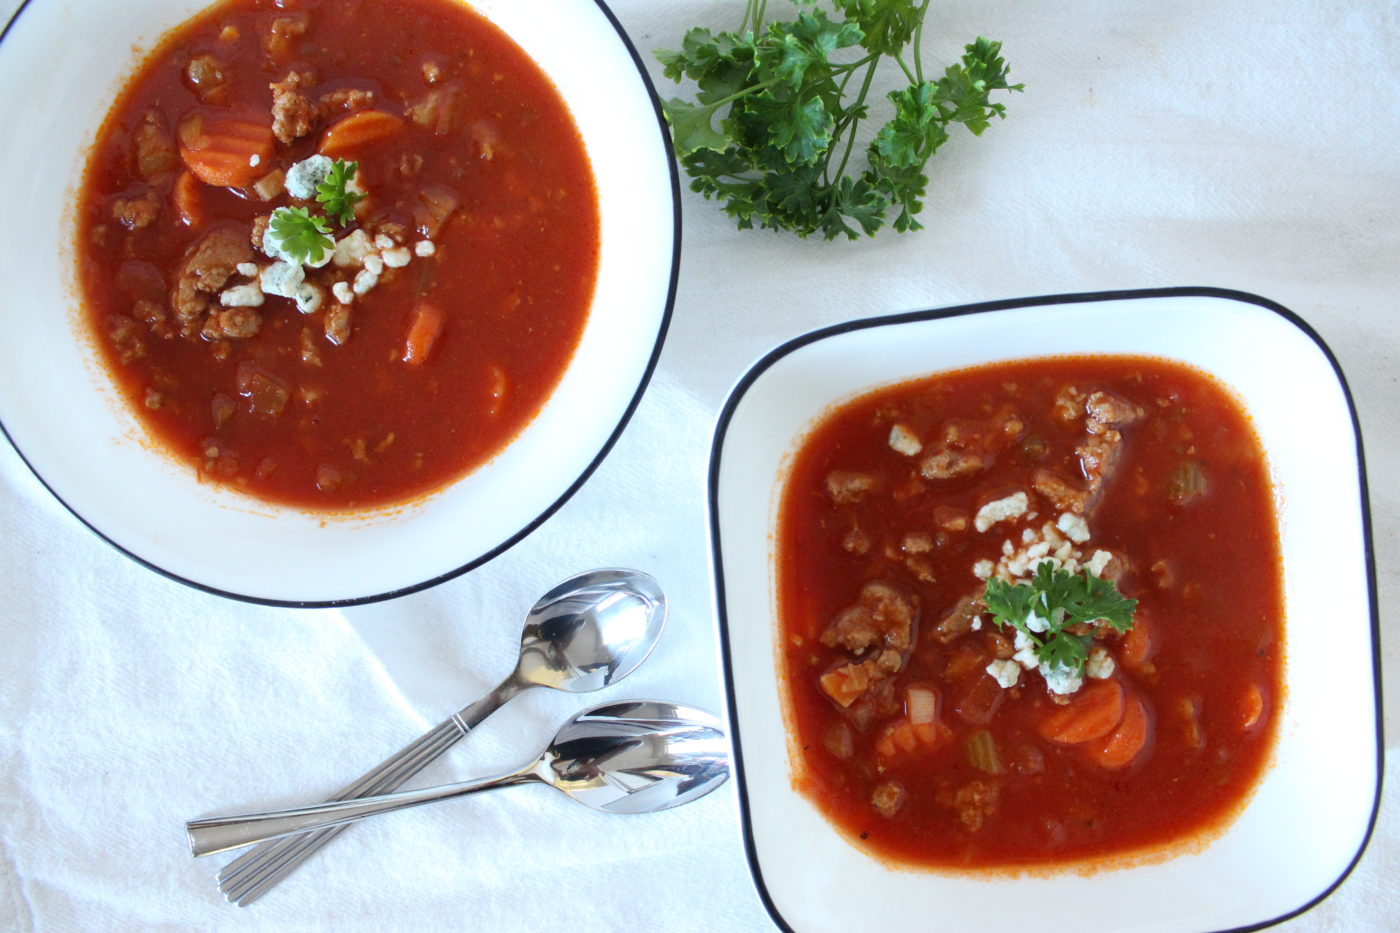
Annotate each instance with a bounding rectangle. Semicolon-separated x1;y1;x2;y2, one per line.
0;0;678;605
708;289;1381;933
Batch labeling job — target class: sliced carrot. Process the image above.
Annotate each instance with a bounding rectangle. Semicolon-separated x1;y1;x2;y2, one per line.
1085;692;1151;769
875;717;950;759
171;170;203;227
818;664;867;709
319;109;404;158
178;116;274;188
402;302;444;365
1120;611;1154;670
1038;679;1126;745
1240;682;1265;730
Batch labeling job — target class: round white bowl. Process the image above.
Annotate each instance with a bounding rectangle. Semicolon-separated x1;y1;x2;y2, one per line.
709;289;1381;933
0;0;678;605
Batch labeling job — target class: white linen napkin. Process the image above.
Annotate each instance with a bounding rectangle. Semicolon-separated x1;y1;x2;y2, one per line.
3;0;1398;930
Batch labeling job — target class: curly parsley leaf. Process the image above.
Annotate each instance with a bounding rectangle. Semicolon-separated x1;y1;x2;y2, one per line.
656;1;1021;239
268;206;333;266
984;564;1138;675
315;159;365;227
832;0;921;56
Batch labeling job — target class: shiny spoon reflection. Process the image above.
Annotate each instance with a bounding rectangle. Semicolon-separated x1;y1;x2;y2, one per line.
188;700;729;857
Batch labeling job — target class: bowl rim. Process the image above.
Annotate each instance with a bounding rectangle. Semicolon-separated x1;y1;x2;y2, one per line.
706;286;1383;933
0;0;681;609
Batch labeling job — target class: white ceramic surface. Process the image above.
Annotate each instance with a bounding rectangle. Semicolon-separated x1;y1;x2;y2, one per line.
0;0;675;604
710;291;1379;933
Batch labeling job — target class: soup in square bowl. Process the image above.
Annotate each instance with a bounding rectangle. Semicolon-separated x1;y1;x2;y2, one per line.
776;355;1282;870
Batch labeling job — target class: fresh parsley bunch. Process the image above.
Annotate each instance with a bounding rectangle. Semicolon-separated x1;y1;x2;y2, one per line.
656;0;1022;240
985;563;1137;675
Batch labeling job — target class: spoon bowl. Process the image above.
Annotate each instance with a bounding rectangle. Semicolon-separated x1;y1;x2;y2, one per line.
541;701;728;814
187;700;729;857
514;570;667;693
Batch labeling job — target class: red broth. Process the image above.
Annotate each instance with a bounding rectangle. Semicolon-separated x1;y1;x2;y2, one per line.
777;356;1284;870
76;0;597;509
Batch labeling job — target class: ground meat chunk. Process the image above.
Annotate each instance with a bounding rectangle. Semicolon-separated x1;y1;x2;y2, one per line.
932;593;985;644
821;580;919;655
318;87;375;116
270;71;317;145
917;409;1024;482
170;225;254;337
250;214;271;250
919;448;985;480
1057;390;1143;497
112;187;161;230
373;220;412;245
131;299;166;325
826;470;874;505
104;314;145;364
841;527;870;556
134;109;178;178
871;781;907;819
1085;390;1144;432
1051;384;1086;427
1032;467;1091;514
264;13;309;58
406;81;464;135
324;303;352;345
1076;430;1122;485
201;307;262;340
952;779;1000;832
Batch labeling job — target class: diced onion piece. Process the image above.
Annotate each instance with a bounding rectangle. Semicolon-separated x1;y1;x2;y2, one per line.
907;686;938;726
412;183;460;239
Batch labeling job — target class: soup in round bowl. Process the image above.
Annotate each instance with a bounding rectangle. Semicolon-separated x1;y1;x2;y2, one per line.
0;0;677;604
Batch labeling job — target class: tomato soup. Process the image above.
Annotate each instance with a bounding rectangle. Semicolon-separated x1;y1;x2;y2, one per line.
76;0;598;509
777;356;1283;870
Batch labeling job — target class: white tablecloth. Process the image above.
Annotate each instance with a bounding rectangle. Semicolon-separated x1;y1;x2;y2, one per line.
3;0;1396;930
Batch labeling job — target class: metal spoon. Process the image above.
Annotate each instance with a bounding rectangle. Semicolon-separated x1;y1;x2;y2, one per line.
214;568;666;905
188;701;728;857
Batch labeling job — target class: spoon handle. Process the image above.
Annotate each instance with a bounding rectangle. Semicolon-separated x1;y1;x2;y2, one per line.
214;681;519;905
188;768;538;857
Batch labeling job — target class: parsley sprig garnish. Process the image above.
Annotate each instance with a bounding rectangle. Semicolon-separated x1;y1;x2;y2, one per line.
267;160;363;265
656;0;1022;239
985;563;1137;675
268;206;333;266
315;159;365;226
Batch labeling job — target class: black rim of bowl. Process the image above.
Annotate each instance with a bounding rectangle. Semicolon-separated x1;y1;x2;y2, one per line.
0;0;682;608
706;286;1383;933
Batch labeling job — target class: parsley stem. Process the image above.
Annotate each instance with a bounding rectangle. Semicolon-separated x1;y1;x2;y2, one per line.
895;54;917;84
912;0;931;83
703;76;781;113
828;57;880;184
